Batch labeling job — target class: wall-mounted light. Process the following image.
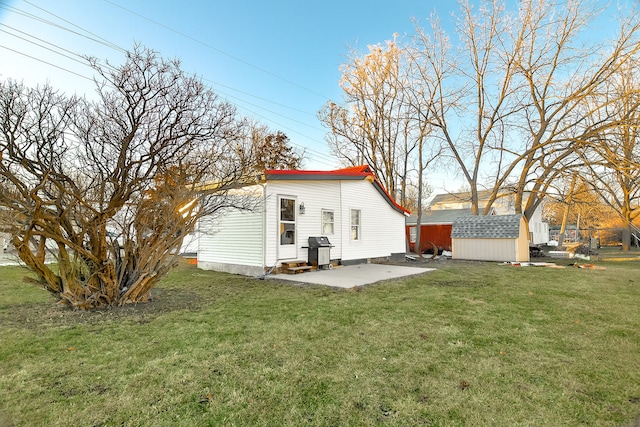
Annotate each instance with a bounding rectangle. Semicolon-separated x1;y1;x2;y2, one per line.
299;202;305;215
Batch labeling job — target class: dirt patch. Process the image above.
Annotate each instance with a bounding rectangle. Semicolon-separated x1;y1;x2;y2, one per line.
0;286;205;330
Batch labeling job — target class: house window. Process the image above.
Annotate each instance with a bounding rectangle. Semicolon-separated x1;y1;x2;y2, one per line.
322;210;334;234
350;209;361;241
279;198;296;245
409;226;417;243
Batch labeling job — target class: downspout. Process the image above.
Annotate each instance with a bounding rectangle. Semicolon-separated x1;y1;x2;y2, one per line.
262;181;267;272
339;178;343;260
258;180;275;279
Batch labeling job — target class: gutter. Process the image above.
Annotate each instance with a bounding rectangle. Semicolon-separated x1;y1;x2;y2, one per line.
257;181;273;280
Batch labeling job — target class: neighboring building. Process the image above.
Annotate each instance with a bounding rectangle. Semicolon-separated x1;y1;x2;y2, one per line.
197;165;409;276
548;225;580;243
451;214;530;262
405;208;495;253
430;190;515;214
429;190;549;245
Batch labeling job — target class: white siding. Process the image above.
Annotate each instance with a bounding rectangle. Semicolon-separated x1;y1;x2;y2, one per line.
198;177;407;275
265;181;342;266
516;217;530;260
452;238;518;261
340;180;406;261
197;200;265;275
265;179;406;265
528;207;549;245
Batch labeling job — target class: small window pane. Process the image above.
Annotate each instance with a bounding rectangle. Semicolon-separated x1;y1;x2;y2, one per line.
280;223;295;245
351;210;360;225
350;209;361;241
280;198;295;221
322;210;334;235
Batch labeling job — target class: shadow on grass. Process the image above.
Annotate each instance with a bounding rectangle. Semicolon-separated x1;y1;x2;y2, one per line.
0;286;206;330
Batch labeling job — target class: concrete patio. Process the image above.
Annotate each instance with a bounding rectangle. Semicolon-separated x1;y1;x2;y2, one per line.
266;262;435;288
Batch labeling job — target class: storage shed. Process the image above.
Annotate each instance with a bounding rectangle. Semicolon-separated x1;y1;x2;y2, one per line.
451;214;530;262
430;190;549;245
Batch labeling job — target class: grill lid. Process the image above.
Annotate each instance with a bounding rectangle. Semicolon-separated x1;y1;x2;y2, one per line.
308;236;332;247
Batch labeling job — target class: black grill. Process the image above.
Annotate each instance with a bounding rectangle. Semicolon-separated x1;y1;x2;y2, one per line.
308;236;333;269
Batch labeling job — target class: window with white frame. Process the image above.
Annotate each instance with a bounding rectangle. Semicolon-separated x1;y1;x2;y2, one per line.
409;226;417;243
350;209;361;241
322;210;334;234
279;197;296;245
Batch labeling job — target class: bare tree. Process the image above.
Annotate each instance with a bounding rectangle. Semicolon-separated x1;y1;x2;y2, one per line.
318;37;418;205
405;14;454;253
249;125;304;172
0;47;257;309
580;58;640;250
408;0;640;220
544;177;614;230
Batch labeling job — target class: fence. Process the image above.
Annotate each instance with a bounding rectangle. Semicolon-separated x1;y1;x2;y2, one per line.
548;227;639;247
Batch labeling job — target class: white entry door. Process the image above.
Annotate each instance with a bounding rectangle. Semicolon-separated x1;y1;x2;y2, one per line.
277;196;297;260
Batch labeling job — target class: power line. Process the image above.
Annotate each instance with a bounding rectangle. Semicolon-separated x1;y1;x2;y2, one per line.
0;44;93;81
0;25;93;69
0;3;124;53
208;79;317;118
3;3;325;124
4;2;328;119
1;1;335;166
229;102;336;166
21;0;125;53
213;85;323;132
216;93;336;165
103;0;330;100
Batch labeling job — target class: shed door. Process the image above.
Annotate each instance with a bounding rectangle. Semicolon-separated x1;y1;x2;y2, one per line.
277;196;297;260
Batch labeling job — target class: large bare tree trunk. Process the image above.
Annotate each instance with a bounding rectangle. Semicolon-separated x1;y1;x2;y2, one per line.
0;47;279;309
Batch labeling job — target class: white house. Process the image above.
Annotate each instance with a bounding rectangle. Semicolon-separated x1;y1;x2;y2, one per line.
429;190;549;245
197;165;410;276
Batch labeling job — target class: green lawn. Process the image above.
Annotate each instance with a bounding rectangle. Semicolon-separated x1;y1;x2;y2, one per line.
1;258;639;426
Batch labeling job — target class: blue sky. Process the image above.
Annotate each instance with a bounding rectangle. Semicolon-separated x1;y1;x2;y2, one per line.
0;0;460;172
0;1;631;195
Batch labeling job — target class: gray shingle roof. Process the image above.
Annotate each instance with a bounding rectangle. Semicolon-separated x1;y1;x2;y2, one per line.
430;190;496;206
451;214;524;239
406;208;473;225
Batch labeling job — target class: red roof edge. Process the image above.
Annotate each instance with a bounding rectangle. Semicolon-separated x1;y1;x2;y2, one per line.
264;164;373;177
264;165;410;216
370;176;411;216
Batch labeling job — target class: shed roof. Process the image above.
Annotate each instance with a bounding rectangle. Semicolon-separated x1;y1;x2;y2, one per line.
430;190;496;206
451;214;524;239
264;165;409;216
406;208;473;225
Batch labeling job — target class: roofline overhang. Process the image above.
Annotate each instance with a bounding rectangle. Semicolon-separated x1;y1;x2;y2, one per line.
264;168;410;216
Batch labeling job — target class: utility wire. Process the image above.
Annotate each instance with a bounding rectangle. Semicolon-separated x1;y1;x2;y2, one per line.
0;44;93;81
0;3;124;53
208;79;317;118
4;2;326;120
3;3;322;119
22;0;125;53
1;1;335;166
0;26;94;68
103;0;330;100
